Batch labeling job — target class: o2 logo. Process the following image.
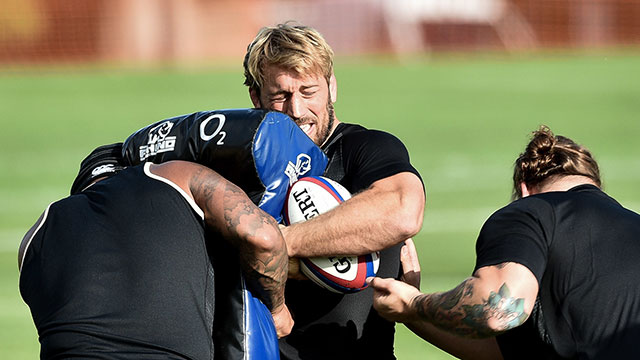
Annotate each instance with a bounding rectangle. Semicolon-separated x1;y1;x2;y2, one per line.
328;256;352;274
200;114;227;145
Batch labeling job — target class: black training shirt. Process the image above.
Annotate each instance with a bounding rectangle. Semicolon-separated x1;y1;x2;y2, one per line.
20;165;214;360
475;185;640;359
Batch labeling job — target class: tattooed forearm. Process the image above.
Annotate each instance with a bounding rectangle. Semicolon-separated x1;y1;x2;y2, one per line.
221;183;288;310
190;167;288;311
237;244;288;310
413;279;528;338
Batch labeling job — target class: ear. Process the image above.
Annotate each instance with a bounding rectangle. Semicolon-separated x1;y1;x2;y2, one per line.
520;182;532;197
249;88;261;108
329;73;337;103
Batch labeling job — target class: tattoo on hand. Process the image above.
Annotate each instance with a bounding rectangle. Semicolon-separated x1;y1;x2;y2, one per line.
414;280;528;338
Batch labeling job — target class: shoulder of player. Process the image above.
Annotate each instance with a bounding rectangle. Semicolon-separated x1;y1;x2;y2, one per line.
485;196;556;230
144;161;206;218
506;195;555;212
146;160;200;179
18;201;56;272
338;123;405;146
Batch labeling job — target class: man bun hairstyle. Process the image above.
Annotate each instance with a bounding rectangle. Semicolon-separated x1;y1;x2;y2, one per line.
513;126;601;199
70;143;125;195
243;22;334;93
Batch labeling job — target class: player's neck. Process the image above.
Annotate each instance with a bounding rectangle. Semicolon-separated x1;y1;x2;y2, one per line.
538;175;598;193
320;117;341;148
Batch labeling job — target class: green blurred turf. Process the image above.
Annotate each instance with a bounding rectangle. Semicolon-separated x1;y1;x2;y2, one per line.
1;51;639;359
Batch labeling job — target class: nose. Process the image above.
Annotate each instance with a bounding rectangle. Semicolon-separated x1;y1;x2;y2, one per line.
285;93;306;120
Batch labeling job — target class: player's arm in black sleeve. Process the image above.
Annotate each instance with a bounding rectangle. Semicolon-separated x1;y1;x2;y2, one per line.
373;199;548;344
344;129;423;191
409;199;550;338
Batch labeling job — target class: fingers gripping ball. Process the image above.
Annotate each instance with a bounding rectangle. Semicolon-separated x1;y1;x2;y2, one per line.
283;176;380;293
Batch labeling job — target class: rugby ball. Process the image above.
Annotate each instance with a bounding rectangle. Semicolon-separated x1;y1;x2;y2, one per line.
283;176;380;293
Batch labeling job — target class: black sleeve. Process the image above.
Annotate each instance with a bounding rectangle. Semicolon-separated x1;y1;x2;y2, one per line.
474;197;554;283
342;129;422;191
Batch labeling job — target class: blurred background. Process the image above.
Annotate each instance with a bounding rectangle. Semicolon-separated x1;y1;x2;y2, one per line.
1;1;639;359
2;0;639;65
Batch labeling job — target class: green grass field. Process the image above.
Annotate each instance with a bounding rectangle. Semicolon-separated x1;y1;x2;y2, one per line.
1;51;639;359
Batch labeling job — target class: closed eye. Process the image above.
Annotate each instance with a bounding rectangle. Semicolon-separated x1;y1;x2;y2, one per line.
301;87;319;98
269;92;289;103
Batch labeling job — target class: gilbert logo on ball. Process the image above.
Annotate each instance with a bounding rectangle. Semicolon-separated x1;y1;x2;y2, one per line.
283;176;380;293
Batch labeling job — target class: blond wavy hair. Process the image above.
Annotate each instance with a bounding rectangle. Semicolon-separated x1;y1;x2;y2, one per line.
243;22;334;93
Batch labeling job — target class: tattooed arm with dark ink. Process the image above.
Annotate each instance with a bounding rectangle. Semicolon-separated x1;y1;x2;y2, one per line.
149;161;293;338
371;259;537;359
